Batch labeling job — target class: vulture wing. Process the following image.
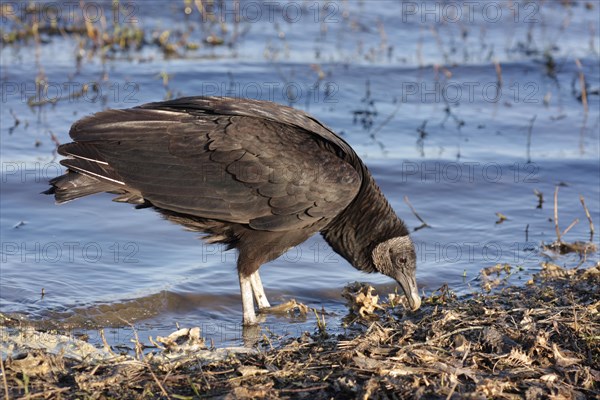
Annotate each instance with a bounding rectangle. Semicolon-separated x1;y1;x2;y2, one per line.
60;97;362;232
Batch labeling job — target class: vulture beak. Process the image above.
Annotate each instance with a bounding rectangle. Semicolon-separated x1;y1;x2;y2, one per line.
395;273;421;311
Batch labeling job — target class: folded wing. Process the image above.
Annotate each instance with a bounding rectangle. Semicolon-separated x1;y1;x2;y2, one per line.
60;99;362;231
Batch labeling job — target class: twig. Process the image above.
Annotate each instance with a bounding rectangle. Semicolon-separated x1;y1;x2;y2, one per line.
279;384;330;393
416;29;423;67
427;326;485;345
429;26;448;63
47;130;61;147
554;186;561;243
526;115;537;163
8;109;20;134
147;363;170;399
553;187;580;242
370;102;401;138
416;120;428;157
561;218;579;238
0;353;9;400
204;369;236;376
534;189;544;209
575;59;588;114
446;381;458;400
404;195;431;231
579;195;595;239
494;60;503;86
461;341;472;365
16;387;69;398
99;329;115;355
117;317;144;360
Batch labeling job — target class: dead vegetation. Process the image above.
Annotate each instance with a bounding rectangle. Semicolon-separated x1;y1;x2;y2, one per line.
2;262;599;399
0;1;241;58
543;187;598;257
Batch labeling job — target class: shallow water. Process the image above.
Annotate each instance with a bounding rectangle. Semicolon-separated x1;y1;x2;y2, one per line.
1;0;599;346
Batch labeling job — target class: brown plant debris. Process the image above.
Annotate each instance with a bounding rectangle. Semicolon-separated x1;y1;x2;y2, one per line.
342;282;384;318
262;299;309;317
2;263;599;399
495;212;508;224
480;263;513;292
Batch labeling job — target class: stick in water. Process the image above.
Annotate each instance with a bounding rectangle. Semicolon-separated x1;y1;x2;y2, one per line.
404;195;430;231
579;195;595;240
554;186;561;243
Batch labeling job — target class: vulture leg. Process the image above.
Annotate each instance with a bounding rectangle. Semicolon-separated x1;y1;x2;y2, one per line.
249;270;271;309
238;271;257;325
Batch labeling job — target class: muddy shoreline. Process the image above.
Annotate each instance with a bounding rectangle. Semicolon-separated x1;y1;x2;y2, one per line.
2;262;598;399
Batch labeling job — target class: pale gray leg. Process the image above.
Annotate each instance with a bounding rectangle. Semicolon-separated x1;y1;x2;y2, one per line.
249;270;271;309
238;270;257;325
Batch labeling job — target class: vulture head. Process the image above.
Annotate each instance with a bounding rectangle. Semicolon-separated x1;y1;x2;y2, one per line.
372;236;421;310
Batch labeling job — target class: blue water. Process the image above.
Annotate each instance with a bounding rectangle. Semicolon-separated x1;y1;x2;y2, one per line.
1;0;599;346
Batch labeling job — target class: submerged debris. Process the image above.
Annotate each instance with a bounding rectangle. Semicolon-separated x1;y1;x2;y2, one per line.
543;187;597;256
262;299;309;317
543;240;598;255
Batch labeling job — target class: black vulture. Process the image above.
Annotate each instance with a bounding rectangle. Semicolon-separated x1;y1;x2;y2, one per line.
45;96;420;325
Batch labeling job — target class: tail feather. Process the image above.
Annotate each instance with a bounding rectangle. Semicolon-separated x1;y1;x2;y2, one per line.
44;172;116;203
46;141;141;204
60;157;125;186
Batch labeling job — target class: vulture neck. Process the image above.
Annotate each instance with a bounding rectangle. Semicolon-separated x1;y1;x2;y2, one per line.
321;166;409;272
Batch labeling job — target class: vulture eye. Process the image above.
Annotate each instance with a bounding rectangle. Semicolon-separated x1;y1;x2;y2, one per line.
390;250;407;265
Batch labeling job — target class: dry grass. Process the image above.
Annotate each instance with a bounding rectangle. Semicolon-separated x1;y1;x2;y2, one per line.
2;262;599;399
0;0;247;60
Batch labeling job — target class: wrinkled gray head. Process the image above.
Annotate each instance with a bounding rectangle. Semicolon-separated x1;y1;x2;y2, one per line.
372;235;420;311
